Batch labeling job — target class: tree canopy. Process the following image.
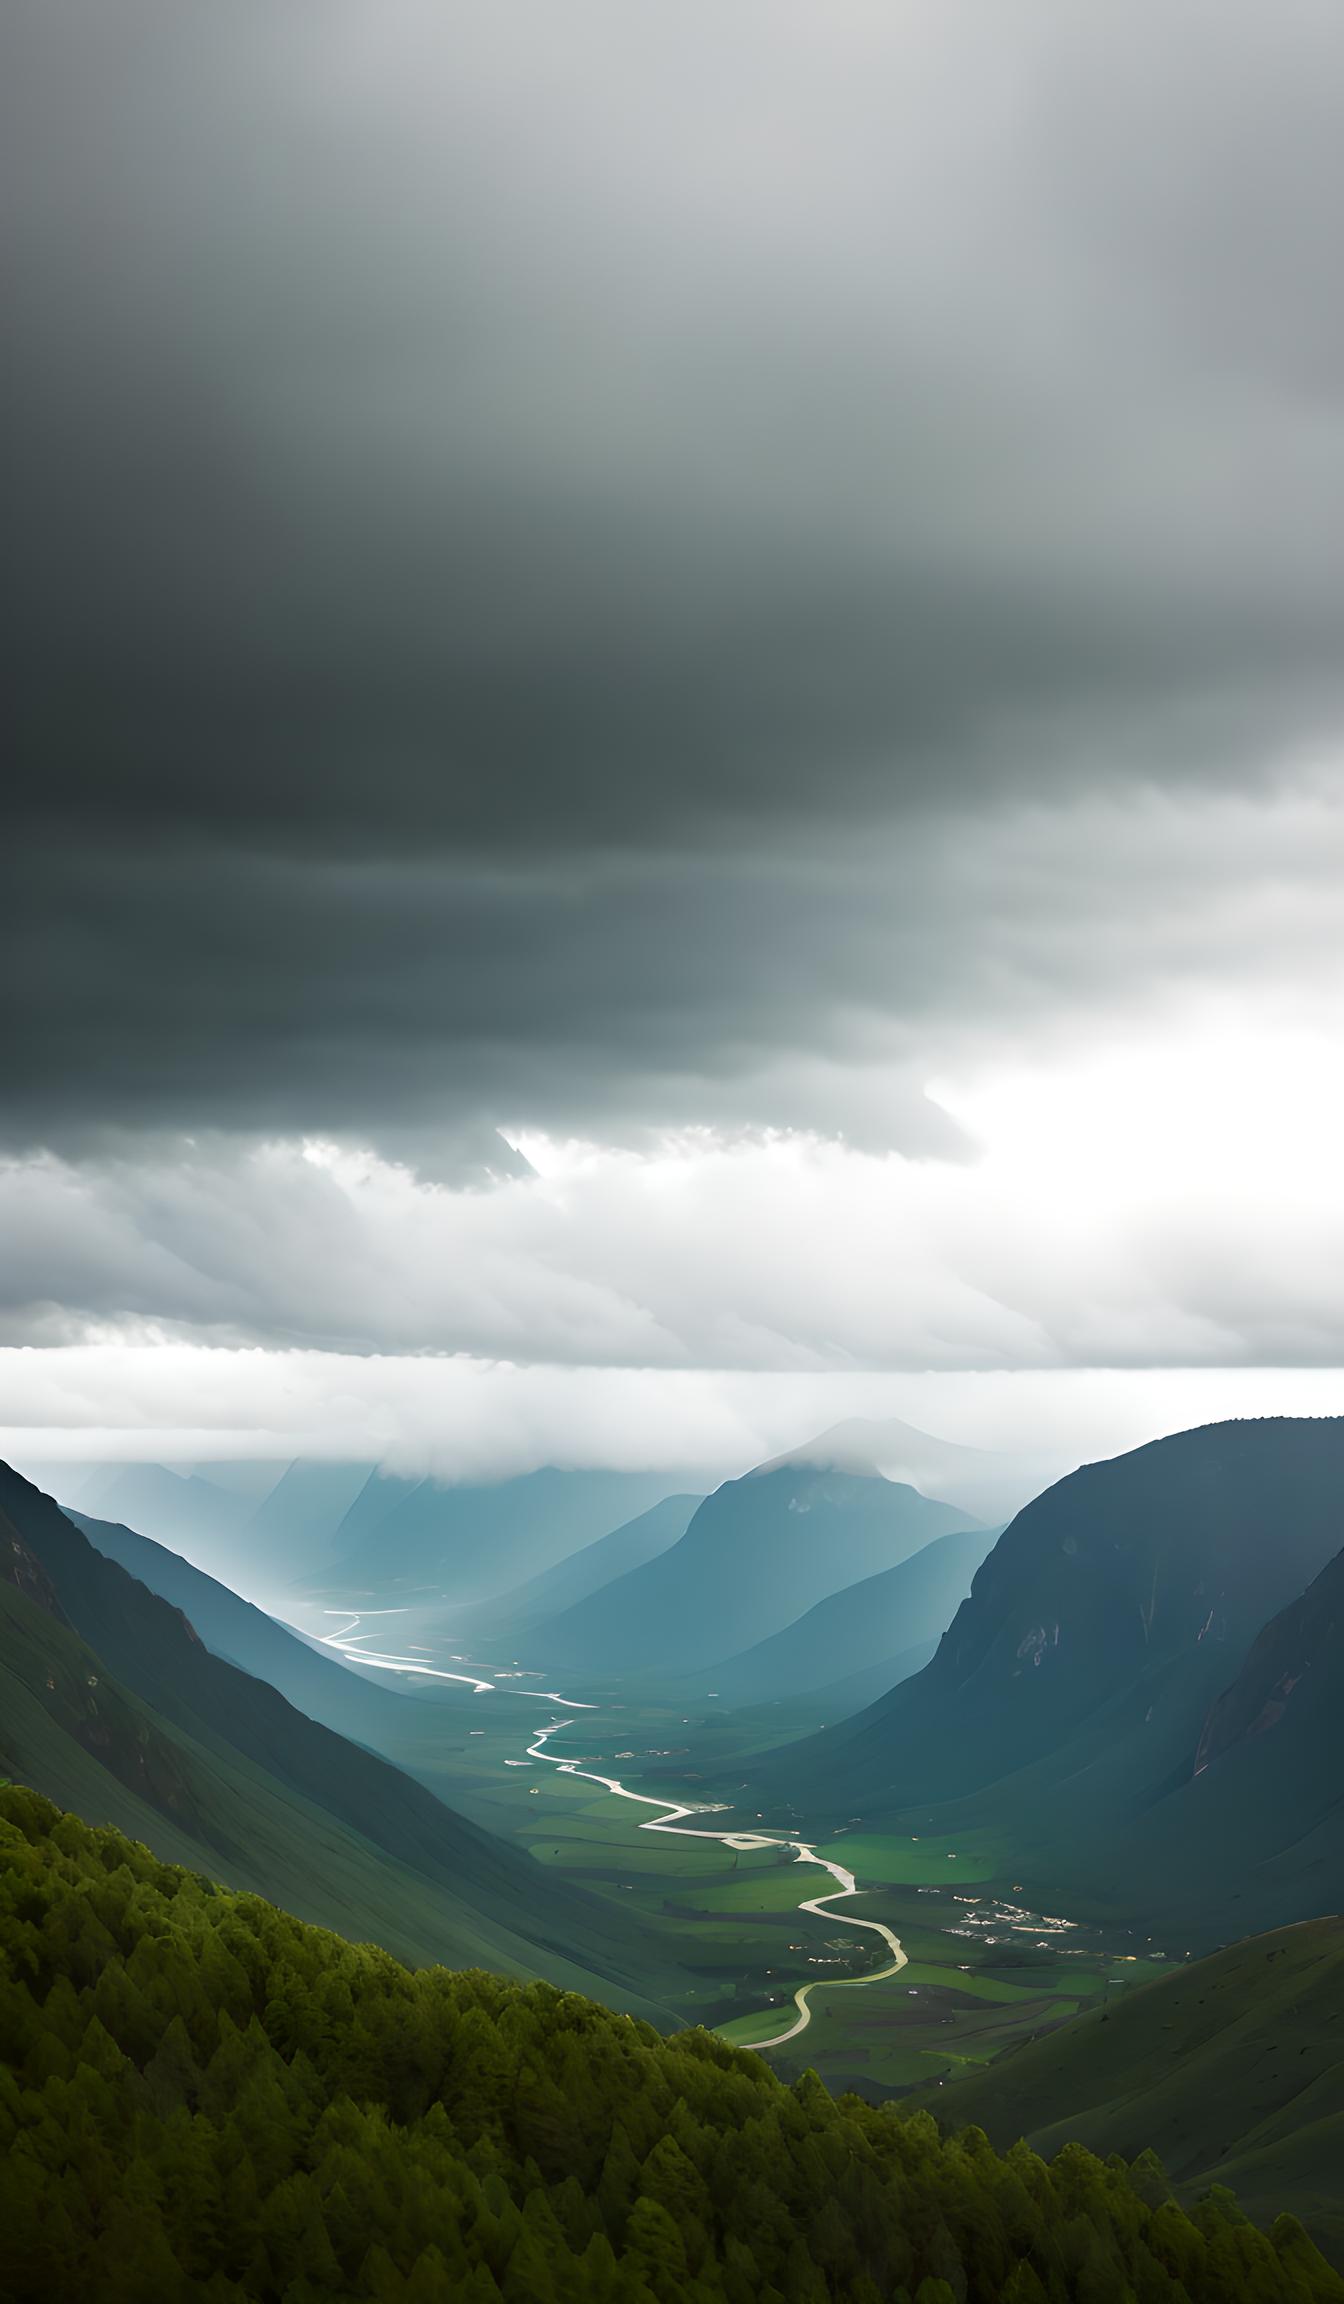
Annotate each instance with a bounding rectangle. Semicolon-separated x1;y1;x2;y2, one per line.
1;1783;1339;2304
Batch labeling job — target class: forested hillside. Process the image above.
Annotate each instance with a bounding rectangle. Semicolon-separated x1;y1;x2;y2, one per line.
2;1787;1340;2304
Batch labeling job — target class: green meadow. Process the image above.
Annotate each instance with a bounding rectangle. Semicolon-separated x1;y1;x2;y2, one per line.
371;1671;1164;2092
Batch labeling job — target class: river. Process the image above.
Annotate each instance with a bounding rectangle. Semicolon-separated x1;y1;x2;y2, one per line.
318;1608;906;2051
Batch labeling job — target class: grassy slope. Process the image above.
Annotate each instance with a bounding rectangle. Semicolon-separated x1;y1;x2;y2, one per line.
69;1504;449;1751
1;1462;701;2020
929;1917;1344;2265
0;1577;679;2019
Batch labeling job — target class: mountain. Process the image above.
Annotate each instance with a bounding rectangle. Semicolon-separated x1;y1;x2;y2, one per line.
705;1523;999;1708
524;1463;979;1676
801;1637;946;1721
1092;1536;1344;1938
762;1414;1046;1525
23;1456;374;1602
779;1419;1344;1836
930;1916;1344;2268
67;1506;448;1752
29;1458;693;1614
6;1788;1339;2304
1196;1537;1344;1779
316;1464;697;1603
0;1462;673;2013
19;1456;278;1514
452;1492;701;1640
66;1460;259;1562
218;1456;374;1587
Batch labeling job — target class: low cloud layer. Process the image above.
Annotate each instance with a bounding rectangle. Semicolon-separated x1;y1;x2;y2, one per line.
5;1004;1344;1374
8;1349;1344;1495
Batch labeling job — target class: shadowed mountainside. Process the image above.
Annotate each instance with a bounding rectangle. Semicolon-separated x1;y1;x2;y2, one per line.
68;1506;449;1752
757;1420;1344;1937
0;1463;679;2014
524;1464;979;1676
704;1522;999;1709
316;1465;695;1604
449;1492;701;1643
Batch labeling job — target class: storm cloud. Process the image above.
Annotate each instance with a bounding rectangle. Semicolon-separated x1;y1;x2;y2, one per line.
5;3;1344;1431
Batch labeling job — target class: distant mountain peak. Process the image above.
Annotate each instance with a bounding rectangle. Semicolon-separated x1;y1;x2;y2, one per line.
750;1413;1041;1521
758;1414;992;1480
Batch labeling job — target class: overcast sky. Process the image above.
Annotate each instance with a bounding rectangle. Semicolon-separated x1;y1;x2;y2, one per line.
5;2;1344;1474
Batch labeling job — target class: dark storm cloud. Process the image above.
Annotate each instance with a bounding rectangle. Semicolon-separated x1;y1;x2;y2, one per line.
6;0;1344;1153
9;765;1342;1170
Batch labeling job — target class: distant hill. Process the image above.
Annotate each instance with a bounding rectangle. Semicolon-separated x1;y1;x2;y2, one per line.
705;1523;999;1708
452;1492;701;1640
930;1917;1344;2268
525;1463;978;1675
224;1457;375;1582
27;1457;373;1600
0;1463;674;2015
67;1460;259;1561
28;1458;696;1613
316;1464;696;1603
5;1786;1339;2304
802;1637;945;1721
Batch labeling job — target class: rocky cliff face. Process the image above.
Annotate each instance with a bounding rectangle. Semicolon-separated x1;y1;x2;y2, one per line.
783;1416;1344;1819
0;1518;66;1620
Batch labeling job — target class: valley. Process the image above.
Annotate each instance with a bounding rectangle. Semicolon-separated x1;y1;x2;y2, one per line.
291;1592;1165;2096
10;1416;1344;2278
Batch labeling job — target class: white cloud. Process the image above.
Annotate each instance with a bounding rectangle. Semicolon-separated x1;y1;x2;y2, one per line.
6;982;1344;1375
4;1346;1343;1493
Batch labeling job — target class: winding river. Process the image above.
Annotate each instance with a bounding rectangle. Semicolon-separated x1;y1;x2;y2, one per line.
318;1609;905;2051
526;1718;906;2048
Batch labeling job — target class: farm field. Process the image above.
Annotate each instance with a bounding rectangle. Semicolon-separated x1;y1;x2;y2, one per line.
339;1608;1170;2092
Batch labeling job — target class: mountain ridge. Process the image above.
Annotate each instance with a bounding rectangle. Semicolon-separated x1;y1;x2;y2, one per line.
522;1464;979;1676
0;1461;678;2013
703;1522;999;1708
